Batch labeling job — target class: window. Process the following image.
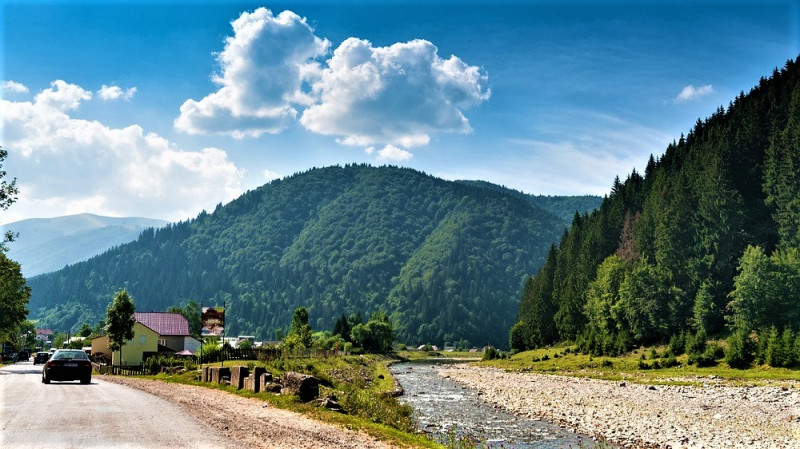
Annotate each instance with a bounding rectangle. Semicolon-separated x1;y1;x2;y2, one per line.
139;335;146;345
158;339;166;347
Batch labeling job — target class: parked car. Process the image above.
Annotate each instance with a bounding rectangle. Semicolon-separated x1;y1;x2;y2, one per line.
42;349;92;384
17;350;30;361
33;352;50;365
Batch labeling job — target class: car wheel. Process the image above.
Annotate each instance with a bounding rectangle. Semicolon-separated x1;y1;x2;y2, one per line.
80;376;91;384
42;374;50;384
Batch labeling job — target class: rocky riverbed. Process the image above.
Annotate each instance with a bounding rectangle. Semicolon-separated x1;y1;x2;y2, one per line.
439;365;800;449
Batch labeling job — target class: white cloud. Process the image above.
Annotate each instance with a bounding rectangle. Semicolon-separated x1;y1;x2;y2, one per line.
263;169;281;181
174;8;329;139
1;80;29;94
175;8;490;151
1;80;244;222
300;38;490;148
376;144;413;162
98;84;137;101
675;84;713;102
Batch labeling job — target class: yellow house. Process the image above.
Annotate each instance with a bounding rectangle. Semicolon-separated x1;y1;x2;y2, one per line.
92;322;159;366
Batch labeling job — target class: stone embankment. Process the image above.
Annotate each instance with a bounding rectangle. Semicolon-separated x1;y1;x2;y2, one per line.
439;365;800;449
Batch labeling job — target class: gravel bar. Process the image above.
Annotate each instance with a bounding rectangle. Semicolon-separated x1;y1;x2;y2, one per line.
439;365;800;449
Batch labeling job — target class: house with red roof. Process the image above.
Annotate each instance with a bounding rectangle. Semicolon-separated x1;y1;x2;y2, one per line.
91;312;200;366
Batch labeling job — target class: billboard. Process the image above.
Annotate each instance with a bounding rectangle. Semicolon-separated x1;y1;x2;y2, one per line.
201;306;225;337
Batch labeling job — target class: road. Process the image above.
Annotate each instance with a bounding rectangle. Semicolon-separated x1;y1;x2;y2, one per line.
0;360;235;449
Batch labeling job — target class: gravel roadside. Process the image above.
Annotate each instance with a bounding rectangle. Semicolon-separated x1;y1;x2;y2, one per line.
439;365;800;449
102;376;396;449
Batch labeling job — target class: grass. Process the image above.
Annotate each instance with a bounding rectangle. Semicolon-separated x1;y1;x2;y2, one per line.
136;354;442;448
481;345;800;387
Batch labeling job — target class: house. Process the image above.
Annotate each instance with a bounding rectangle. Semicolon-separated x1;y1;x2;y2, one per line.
35;329;53;344
134;312;200;354
92;321;159;366
91;312;200;366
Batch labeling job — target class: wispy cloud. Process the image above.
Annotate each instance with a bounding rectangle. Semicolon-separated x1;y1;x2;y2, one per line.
675;84;713;102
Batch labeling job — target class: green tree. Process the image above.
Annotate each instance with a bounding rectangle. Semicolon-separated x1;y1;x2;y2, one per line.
167;300;202;337
105;290;136;365
0;147;19;250
725;328;755;369
0;253;31;344
78;323;92;338
287;307;313;348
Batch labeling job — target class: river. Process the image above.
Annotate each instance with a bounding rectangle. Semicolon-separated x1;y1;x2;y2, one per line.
391;359;608;448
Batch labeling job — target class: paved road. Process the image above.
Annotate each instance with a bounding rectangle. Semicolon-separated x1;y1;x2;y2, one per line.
0;361;234;449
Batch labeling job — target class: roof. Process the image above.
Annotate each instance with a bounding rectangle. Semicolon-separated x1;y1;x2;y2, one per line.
134;312;190;336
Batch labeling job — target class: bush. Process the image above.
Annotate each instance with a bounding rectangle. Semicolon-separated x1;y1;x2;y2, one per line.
600;359;613;368
482;346;499;361
669;332;686;355
660;355;680;368
725;328;755;369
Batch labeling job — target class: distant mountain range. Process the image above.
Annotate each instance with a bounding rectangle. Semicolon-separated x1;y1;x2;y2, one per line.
2;214;168;277
27;166;601;346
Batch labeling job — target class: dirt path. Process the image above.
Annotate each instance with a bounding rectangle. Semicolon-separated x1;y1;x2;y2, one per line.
103;376;396;449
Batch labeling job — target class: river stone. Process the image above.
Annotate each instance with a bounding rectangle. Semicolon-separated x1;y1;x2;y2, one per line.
282;372;319;402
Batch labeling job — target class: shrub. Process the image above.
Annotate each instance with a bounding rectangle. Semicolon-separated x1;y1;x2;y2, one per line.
600;359;613;368
669;332;686;355
725;328;755;369
637;359;650;370
660;355;680;368
482;346;499;361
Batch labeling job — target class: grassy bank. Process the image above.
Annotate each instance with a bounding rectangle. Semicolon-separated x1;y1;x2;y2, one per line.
138;354;440;448
481;345;800;386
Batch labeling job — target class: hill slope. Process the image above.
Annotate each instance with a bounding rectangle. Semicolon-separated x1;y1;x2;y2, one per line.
2;214;168;277
28;165;576;347
513;57;800;352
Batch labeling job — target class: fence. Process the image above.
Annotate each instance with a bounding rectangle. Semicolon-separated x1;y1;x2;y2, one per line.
198;347;339;364
94;363;146;376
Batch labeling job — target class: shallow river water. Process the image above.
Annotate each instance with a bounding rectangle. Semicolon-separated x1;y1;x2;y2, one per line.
391;360;607;448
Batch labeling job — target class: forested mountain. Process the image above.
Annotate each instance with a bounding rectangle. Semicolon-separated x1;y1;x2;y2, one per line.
457;180;601;223
513;58;800;353
28;165;580;347
1;214;168;277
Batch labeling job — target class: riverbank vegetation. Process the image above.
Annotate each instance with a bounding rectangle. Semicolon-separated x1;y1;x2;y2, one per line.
483;344;800;386
138;353;442;448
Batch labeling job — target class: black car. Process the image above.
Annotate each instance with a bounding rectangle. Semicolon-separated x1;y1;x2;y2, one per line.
42;349;92;384
17;350;30;361
33;352;50;365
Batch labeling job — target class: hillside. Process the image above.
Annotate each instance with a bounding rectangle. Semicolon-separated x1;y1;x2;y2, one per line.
513;58;800;352
457;180;601;223
1;214;168;277
27;165;580;347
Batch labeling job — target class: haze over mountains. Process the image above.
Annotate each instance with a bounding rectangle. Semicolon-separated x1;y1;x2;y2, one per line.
27;166;600;347
2;214;168;277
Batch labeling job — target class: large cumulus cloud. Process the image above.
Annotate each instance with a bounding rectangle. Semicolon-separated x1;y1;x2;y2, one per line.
174;9;329;139
174;8;490;158
1;80;243;222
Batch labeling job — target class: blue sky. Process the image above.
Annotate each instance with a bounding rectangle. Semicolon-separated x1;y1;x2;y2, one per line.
1;0;799;223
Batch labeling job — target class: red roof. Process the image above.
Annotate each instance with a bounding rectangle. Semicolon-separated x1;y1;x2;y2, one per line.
134;312;190;336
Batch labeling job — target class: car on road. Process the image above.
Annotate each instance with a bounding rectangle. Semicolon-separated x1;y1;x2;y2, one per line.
33;352;50;365
17;350;30;361
42;349;92;384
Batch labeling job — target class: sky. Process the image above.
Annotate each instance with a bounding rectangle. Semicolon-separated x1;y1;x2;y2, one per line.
1;0;799;224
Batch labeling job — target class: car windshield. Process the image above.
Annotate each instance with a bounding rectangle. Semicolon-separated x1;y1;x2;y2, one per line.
53;351;88;360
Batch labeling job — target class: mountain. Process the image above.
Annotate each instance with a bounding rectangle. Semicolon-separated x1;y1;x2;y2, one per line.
512;57;800;353
27;165;591;347
456;180;601;223
2;214;168;277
